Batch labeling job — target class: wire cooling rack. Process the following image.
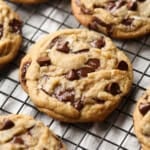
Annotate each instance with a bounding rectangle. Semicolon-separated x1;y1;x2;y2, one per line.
0;0;150;149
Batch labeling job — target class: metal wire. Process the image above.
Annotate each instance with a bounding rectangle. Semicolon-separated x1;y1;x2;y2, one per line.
0;0;150;149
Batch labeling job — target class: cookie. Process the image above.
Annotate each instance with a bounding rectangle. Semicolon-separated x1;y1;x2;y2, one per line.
19;29;133;122
0;114;66;150
10;0;48;4
72;0;150;39
133;88;150;150
0;0;22;69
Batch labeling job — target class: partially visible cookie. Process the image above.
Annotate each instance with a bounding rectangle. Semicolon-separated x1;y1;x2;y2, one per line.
0;114;66;150
133;88;150;150
19;29;133;122
10;0;48;4
72;0;150;39
0;0;22;68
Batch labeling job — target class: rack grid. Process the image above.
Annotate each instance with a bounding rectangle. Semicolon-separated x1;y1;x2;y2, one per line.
0;0;150;149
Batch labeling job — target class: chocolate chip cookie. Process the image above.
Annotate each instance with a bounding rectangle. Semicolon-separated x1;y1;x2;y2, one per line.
0;114;66;150
133;88;150;150
19;29;133;122
72;0;150;39
0;0;22;69
10;0;47;4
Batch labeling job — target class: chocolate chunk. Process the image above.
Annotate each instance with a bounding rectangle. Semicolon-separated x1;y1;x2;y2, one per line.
54;87;75;102
105;82;121;95
138;0;145;2
37;56;51;66
139;102;150;115
73;49;89;54
93;17;110;28
65;69;79;81
127;1;137;10
122;18;134;26
77;67;95;77
106;1;116;10
94;4;104;9
9;19;22;34
117;60;128;71
13;137;24;145
93;98;105;104
88;21;99;31
73;100;84;110
80;4;93;14
144;95;149;100
0;24;3;38
91;17;113;36
49;36;60;49
116;0;126;9
86;58;100;69
1;120;14;130
21;61;31;85
56;41;70;53
91;37;105;48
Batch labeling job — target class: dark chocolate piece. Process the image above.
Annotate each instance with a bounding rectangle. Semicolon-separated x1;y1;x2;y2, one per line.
0;120;14;130
105;82;121;95
117;60;128;71
77;67;95;77
37;56;51;66
56;41;70;53
21;61;31;85
139;102;150;115
9;19;22;34
86;58;100;69
91;37;105;48
65;69;79;81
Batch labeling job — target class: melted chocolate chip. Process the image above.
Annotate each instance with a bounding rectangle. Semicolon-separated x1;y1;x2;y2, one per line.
49;36;60;49
91;17;113;36
37;56;51;66
21;61;31;85
86;58;100;69
122;18;134;26
93;4;104;9
117;60;128;71
9;19;22;34
0;24;3;38
54;87;75;102
144;95;149;100
93;17;110;28
13;137;24;144
116;0;126;9
65;69;79;81
56;41;70;53
93;98;105;104
0;120;14;130
77;67;95;77
139;102;150;115
138;0;145;2
73;49;89;54
80;4;93;14
73;100;84;110
105;82;121;95
127;1;137;10
91;37;105;49
106;1;116;10
88;21;99;31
